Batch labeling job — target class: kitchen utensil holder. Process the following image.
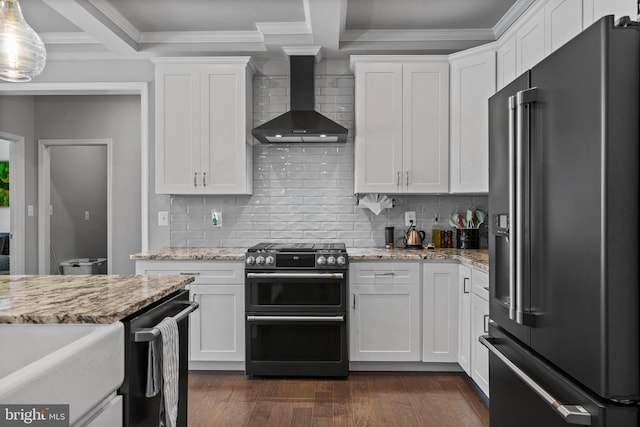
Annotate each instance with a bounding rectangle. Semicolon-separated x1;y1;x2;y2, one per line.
456;228;479;249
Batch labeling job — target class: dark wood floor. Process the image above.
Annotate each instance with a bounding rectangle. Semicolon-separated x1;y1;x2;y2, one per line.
188;371;489;427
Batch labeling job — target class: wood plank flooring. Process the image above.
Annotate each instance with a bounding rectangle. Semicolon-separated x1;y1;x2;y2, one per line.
188;372;489;427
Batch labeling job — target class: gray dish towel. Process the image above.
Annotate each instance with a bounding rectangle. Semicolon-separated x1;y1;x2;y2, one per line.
145;316;179;427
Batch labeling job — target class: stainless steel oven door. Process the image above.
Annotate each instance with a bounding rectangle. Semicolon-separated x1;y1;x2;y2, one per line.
245;314;348;377
245;270;346;313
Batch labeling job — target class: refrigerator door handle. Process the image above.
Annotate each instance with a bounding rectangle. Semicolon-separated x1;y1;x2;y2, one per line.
514;88;537;325
508;94;517;321
480;335;592;426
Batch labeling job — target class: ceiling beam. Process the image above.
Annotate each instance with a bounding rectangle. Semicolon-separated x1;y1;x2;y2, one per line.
41;0;139;55
306;0;347;52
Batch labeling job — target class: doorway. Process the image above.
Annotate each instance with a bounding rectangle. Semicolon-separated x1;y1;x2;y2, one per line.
0;132;25;274
38;139;113;274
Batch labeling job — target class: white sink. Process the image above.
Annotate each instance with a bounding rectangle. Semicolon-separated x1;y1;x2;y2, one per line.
0;322;124;425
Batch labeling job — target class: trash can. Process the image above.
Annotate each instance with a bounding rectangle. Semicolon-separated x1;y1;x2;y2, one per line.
60;258;107;275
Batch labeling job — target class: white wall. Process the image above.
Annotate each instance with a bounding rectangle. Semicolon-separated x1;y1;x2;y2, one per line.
35;96;141;273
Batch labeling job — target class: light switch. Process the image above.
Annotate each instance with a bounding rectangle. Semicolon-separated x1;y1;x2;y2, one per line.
158;211;169;226
84;211;90;220
27;205;34;217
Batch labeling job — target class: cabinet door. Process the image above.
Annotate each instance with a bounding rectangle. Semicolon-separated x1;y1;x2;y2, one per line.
471;293;490;396
497;36;517;90
354;63;404;193
584;0;637;26
449;50;496;193
545;0;584;55
350;284;421;361
516;9;546;75
458;265;472;375
422;263;458;362
190;284;245;362
155;64;201;194
200;65;251;194
403;62;449;193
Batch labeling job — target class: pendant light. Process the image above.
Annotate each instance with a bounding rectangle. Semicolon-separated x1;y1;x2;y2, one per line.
0;0;46;82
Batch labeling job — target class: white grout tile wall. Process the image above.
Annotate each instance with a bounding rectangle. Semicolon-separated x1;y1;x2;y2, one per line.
170;74;488;248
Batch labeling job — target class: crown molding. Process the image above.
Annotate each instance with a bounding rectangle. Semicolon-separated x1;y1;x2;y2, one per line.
255;22;312;35
88;0;141;42
282;45;323;61
493;0;537;38
341;28;495;43
139;31;264;44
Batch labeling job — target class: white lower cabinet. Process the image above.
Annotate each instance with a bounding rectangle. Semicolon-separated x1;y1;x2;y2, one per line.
189;284;244;362
134;260;245;366
422;263;458;362
349;262;421;361
457;265;472;375
471;292;490;396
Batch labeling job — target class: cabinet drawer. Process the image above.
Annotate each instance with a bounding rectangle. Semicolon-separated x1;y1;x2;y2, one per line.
135;261;244;285
472;268;489;301
350;262;420;285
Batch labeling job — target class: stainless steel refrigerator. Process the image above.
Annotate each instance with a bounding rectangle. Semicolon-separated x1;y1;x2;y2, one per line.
486;15;640;427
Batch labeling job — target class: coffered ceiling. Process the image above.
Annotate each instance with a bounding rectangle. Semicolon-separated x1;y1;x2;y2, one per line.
22;0;535;60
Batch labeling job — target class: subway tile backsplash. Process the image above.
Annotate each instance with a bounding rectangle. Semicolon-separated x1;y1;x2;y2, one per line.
170;74;487;248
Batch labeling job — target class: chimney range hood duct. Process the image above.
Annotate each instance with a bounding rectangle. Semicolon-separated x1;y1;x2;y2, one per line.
252;56;348;143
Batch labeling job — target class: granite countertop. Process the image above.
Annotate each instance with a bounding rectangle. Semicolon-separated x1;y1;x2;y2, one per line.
131;247;488;270
0;275;195;324
348;248;489;271
130;247;246;261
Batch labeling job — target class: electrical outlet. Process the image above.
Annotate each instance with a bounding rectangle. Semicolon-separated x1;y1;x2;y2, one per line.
84;211;90;220
158;211;169;226
27;205;34;217
405;211;416;227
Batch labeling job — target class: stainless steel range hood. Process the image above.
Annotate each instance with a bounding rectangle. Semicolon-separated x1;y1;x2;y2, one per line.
252;56;348;143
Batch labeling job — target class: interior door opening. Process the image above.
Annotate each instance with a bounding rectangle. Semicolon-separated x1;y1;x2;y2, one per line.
38;140;113;274
0;133;25;275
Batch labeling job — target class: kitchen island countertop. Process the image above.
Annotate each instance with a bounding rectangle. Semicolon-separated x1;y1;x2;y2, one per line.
131;247;488;271
0;275;195;324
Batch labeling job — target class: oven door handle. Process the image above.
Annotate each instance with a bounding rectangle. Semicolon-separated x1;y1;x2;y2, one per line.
246;272;344;280
246;315;345;322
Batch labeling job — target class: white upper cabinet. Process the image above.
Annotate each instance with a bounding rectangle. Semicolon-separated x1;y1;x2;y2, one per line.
352;56;449;194
449;47;496;193
584;0;637;26
154;58;254;195
545;0;584;54
516;7;546;76
497;35;517;91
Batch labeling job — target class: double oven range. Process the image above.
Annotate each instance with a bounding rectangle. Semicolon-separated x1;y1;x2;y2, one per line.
244;243;349;377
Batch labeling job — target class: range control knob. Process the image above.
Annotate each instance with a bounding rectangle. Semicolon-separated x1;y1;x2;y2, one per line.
245;256;255;266
337;256;346;266
255;256;265;266
317;256;327;266
265;256;275;266
327;256;336;265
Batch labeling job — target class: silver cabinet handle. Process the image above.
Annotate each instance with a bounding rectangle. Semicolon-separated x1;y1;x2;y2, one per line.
202;172;207;187
247;316;344;322
246;272;344;280
406;171;409;186
508;94;517;321
180;272;200;275
515;88;537;325
194;172;198;187
480;336;591;426
352;293;356;310
373;272;395;276
397;171;400;186
463;277;470;294
483;315;489;333
134;301;200;342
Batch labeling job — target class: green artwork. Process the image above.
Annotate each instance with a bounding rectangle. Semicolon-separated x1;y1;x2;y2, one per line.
0;161;9;207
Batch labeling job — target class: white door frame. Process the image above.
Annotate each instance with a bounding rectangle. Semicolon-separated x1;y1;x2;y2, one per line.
39;139;113;274
0;132;25;274
0;82;150;272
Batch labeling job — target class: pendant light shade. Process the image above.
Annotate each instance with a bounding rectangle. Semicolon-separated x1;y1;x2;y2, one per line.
0;0;46;82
